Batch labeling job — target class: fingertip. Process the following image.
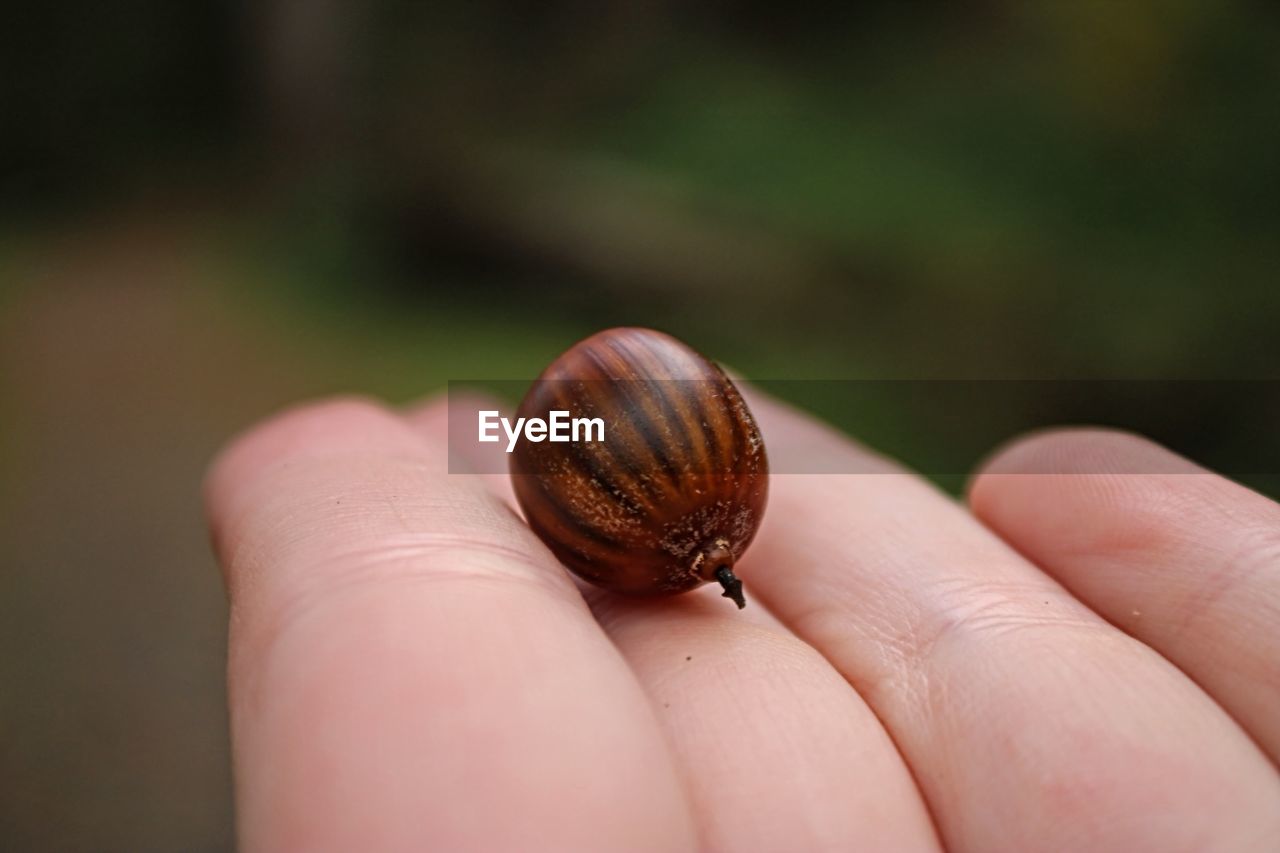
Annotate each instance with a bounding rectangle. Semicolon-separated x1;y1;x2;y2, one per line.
203;395;417;562
966;428;1226;572
967;426;1202;513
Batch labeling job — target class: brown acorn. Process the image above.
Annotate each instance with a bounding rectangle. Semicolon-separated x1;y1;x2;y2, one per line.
509;327;768;608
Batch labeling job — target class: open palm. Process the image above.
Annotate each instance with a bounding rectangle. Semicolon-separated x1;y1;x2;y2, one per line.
205;389;1280;851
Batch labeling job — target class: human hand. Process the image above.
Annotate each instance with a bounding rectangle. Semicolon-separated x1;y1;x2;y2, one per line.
204;389;1280;851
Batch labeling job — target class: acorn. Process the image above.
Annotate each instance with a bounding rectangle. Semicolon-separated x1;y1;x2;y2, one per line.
510;327;768;608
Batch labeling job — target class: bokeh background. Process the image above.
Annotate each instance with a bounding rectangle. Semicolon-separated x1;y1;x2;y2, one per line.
3;2;1279;849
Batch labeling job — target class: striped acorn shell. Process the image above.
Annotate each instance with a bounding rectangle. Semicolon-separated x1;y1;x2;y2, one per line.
510;327;768;601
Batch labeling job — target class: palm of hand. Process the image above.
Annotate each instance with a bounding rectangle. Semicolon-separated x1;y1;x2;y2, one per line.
206;391;1280;851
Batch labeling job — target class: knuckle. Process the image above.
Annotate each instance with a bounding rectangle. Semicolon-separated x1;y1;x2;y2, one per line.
920;575;1105;662
222;462;578;624
246;526;579;656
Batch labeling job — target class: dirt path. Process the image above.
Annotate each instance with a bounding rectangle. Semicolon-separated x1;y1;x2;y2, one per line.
1;218;324;851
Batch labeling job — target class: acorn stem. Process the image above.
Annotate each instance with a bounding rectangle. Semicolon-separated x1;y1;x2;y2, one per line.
715;566;746;609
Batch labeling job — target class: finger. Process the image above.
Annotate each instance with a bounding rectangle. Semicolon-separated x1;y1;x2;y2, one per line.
733;389;1280;851
970;428;1280;762
585;586;941;852
205;397;696;853
408;395;941;851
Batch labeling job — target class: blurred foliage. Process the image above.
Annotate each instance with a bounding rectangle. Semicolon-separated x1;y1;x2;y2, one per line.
4;0;1279;484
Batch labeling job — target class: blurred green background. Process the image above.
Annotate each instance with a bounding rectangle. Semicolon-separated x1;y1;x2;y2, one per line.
2;1;1278;849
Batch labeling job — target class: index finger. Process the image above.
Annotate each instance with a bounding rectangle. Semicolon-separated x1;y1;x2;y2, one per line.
205;396;695;852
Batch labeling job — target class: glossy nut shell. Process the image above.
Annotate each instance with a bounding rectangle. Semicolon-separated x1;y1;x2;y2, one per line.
510;327;768;606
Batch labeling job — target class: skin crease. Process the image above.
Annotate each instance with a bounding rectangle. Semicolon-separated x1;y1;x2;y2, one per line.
205;389;1280;853
968;430;1280;764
